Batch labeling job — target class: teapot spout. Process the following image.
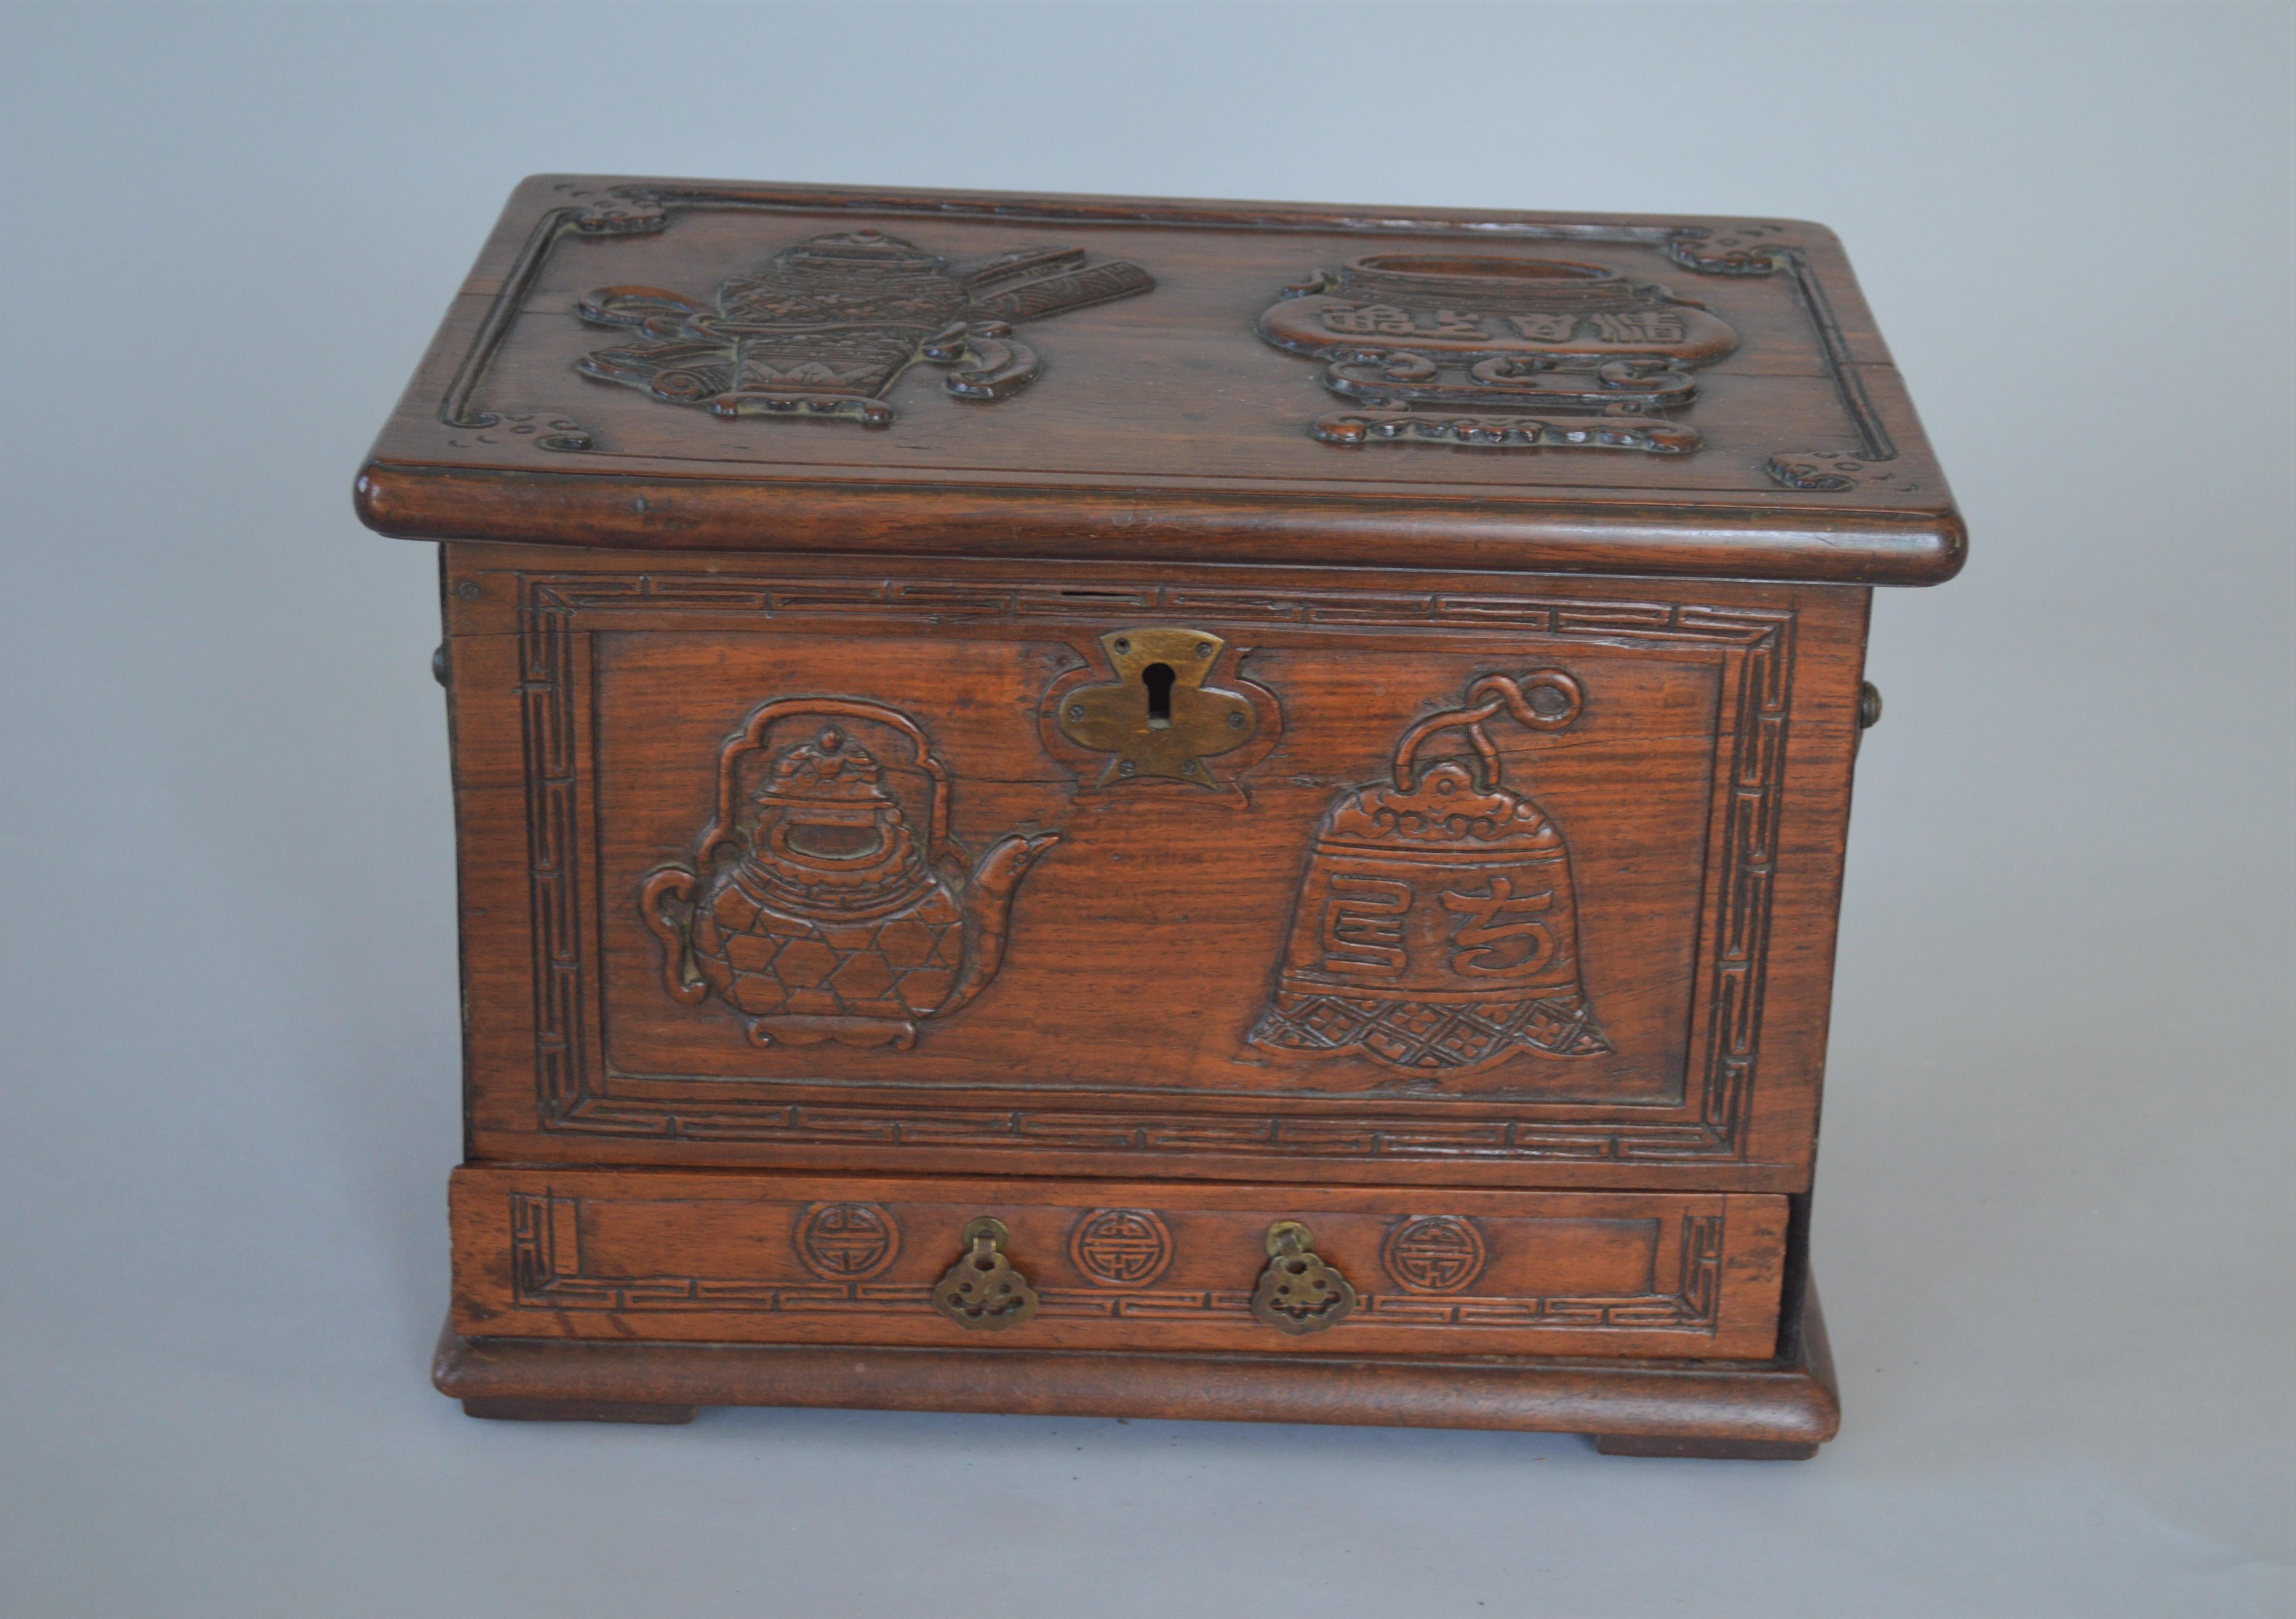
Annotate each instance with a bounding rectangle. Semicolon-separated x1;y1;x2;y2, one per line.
943;833;1060;1014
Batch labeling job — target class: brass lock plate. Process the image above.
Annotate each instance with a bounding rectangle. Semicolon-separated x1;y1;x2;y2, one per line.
1045;627;1276;790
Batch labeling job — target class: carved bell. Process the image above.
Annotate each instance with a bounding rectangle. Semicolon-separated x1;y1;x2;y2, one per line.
1250;672;1609;1077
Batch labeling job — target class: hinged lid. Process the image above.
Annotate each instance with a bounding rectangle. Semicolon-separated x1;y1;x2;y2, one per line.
355;175;1962;585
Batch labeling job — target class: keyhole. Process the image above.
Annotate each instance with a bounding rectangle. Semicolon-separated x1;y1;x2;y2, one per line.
1142;662;1176;729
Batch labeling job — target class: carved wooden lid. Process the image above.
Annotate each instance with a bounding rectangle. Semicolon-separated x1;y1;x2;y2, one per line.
355;175;1963;586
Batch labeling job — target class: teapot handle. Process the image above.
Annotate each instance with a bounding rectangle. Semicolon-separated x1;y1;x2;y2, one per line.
695;697;953;868
638;866;709;1005
1390;671;1582;793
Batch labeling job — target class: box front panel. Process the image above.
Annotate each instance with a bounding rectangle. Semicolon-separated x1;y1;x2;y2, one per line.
447;546;1865;1190
450;1167;1788;1360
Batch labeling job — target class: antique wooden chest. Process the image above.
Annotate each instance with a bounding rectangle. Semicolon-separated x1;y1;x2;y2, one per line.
355;175;1962;1457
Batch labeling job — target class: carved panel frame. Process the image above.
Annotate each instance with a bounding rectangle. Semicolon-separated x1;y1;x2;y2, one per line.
513;573;1794;1167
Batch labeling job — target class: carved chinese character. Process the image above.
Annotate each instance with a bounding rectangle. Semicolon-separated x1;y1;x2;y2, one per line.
1319;302;1418;335
1507;312;1579;341
1426;308;1488;338
1320;876;1412;977
1589;311;1687;344
1440;875;1558;977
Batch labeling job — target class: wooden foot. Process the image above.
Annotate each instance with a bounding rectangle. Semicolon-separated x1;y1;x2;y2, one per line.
461;1396;699;1425
1594;1434;1819;1460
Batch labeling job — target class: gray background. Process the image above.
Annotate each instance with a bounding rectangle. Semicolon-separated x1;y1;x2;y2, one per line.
3;3;2289;1615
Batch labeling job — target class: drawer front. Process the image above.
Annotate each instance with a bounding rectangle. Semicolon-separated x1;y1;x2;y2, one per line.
447;547;1864;1191
451;1168;1788;1360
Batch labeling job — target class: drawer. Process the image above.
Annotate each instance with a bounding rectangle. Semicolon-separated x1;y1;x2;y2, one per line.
450;1168;1788;1360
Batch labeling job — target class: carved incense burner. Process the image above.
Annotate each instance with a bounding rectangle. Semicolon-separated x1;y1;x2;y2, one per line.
361;177;1964;1458
1258;254;1736;450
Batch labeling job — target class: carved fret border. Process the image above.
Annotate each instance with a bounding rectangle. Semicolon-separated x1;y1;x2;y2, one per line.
517;574;1793;1164
509;1193;1725;1333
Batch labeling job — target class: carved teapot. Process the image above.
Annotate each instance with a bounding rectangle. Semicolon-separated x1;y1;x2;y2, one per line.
641;698;1058;1050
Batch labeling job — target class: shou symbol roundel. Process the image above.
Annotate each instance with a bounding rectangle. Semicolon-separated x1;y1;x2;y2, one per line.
639;698;1059;1052
1069;1209;1174;1287
1381;1216;1489;1295
796;1202;901;1280
574;229;1153;425
1258;254;1737;452
1250;670;1611;1078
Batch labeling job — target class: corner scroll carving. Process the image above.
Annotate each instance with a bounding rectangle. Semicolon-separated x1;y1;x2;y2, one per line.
1662;224;1916;492
568;186;672;237
1663;224;1793;276
1763;451;1922;494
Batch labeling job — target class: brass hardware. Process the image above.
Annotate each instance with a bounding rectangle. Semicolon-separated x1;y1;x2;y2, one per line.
1250;1220;1357;1335
1855;680;1882;757
1050;626;1265;787
931;1216;1041;1330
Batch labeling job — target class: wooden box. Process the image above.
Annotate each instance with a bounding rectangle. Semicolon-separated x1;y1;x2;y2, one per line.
355;176;1962;1457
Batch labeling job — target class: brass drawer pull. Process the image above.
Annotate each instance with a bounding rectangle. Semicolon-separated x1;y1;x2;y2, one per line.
1251;1220;1357;1335
931;1217;1041;1330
